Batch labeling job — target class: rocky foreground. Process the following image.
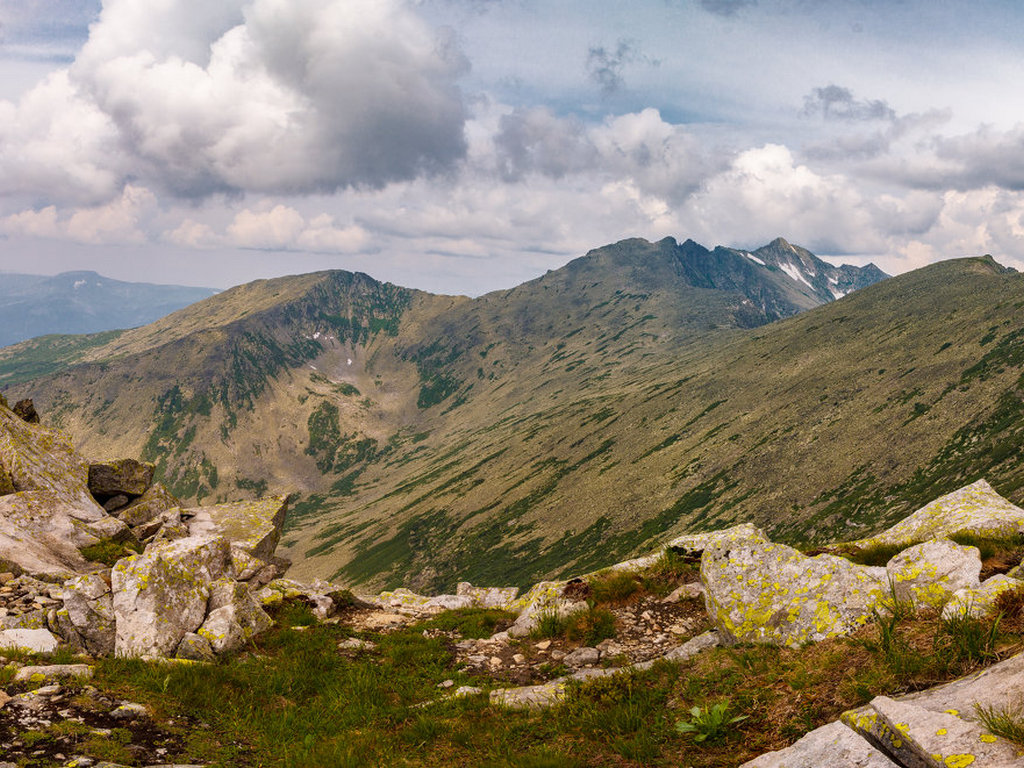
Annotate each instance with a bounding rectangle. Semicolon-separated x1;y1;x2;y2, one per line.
2;395;1024;766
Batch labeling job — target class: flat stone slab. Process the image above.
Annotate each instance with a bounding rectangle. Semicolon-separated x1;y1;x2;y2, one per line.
13;663;93;682
740;721;899;767
0;628;58;653
844;695;1024;767
185;497;288;561
850;479;1024;549
900;651;1024;721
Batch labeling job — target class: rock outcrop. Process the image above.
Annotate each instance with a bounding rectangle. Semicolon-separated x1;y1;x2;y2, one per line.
0;396;289;659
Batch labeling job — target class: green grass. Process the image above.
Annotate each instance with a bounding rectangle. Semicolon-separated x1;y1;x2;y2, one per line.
79;537;144;566
418;608;518;639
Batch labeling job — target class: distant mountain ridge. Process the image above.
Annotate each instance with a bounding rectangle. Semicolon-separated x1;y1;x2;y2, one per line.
0;270;218;347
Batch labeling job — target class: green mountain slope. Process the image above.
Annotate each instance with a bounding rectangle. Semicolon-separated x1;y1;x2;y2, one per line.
19;237;1010;597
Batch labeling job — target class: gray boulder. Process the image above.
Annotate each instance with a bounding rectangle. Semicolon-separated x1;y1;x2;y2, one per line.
941;574;1023;621
62;572;115;656
701;537;888;647
88;458;155;497
886;539;981;611
197;579;273;654
740;720;898;767
111;534;233;657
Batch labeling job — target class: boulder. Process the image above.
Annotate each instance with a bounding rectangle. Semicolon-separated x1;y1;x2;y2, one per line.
506;581;587;638
667;523;768;554
740;720;899;768
87;458;155;498
62;573;115;656
13;664;93;683
111;535;233;657
941;574;1024;621
886;539;982;611
0;407;124;577
701;538;888;647
176;632;215;662
11;399;39;424
196;579;273;654
850;479;1024;549
117;483;181;528
185;496;288;562
258;578;337;619
456;582;519;610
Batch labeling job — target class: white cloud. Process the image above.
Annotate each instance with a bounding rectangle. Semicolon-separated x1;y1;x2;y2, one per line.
0;0;469;202
2;184;156;244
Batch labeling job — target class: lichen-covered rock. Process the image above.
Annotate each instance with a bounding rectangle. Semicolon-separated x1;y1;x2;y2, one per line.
0;628;58;653
176;631;215;662
886;539;981;611
667;523;768;554
88;458;155;498
456;582;519;610
117;482;180;528
196;579;273;654
851;479;1024;549
0;407;123;576
111;534;233;657
941;574;1024;621
185;496;288;562
62;573;115;656
740;720;899;767
844;695;1022;767
258;578;336;619
506;580;587;638
701;538;888;647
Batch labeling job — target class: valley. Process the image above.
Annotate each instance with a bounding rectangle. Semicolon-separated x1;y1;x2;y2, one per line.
4;236;1024;595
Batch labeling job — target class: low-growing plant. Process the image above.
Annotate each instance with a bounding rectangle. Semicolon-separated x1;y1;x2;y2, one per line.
641;548;695;596
976;701;1024;747
843;541;915;567
419;608;517;639
675;700;749;743
79;537;143;566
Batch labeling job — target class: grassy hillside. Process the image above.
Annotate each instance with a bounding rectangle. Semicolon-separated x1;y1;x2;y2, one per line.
6;242;1017;594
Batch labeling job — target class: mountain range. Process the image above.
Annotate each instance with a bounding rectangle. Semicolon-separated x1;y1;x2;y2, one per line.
6;236;1022;594
0;270;218;348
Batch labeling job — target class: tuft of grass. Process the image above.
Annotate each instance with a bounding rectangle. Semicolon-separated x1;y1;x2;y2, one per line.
842;541;915;567
531;610;570;640
588;570;641;605
934;611;1001;671
565;607;617;646
976;701;1024;747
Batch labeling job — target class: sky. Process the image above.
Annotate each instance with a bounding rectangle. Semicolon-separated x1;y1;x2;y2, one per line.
1;1;1024;295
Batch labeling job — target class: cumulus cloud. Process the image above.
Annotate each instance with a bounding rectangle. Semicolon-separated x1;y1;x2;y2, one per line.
931;125;1024;191
2;184;156;244
490;106;728;202
0;0;469;201
167;204;372;253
